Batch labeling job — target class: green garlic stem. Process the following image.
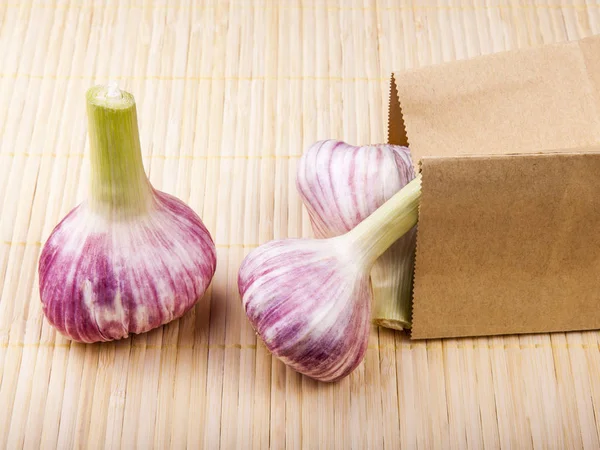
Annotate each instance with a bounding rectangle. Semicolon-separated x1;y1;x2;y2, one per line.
86;84;153;217
370;245;415;330
347;174;422;270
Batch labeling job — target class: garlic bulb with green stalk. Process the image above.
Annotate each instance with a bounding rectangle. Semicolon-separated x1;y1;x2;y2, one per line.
38;83;216;343
238;175;421;382
297;140;416;330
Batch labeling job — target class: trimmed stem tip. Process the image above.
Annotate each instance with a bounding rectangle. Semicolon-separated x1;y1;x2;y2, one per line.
106;81;122;99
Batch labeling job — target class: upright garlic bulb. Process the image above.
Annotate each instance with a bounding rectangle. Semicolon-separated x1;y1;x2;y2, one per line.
297;140;416;330
238;176;421;381
38;84;216;343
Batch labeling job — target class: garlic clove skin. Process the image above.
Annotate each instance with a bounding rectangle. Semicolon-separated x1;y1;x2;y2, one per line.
238;237;370;382
297;140;416;330
39;191;216;343
297;140;414;234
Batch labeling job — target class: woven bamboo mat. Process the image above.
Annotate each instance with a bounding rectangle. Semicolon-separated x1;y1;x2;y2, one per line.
1;0;600;448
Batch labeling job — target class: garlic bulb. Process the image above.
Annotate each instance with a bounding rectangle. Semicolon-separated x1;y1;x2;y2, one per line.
38;84;216;343
238;175;421;381
297;140;416;330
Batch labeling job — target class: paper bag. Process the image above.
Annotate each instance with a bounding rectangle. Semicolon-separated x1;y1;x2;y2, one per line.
389;35;600;339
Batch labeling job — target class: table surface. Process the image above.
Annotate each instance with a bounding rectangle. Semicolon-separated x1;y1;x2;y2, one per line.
1;1;600;449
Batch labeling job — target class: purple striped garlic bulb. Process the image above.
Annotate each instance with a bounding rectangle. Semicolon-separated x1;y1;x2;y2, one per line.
238;174;421;382
297;140;416;330
38;84;216;343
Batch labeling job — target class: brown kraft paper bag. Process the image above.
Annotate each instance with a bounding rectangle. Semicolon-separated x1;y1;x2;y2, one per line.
388;35;600;339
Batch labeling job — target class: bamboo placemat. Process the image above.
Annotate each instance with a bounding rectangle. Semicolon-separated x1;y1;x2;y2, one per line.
1;0;600;448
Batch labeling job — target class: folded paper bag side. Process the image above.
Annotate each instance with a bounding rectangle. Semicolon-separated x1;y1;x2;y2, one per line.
388;35;600;161
410;151;600;339
387;73;409;148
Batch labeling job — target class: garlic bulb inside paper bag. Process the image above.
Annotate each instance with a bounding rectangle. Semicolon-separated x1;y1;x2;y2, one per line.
297;140;416;330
